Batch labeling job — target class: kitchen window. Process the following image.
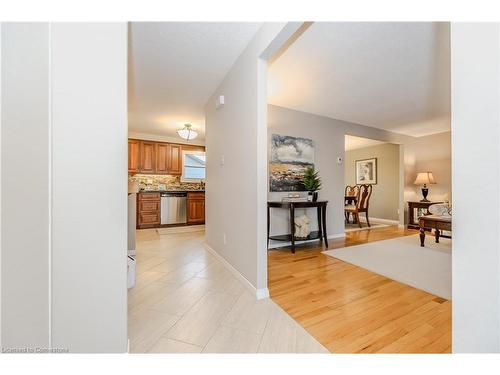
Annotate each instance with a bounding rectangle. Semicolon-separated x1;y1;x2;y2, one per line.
181;150;206;182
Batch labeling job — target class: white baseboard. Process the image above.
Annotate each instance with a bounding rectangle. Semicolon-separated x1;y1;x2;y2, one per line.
358;217;399;225
268;232;345;249
203;243;269;300
256;288;270;299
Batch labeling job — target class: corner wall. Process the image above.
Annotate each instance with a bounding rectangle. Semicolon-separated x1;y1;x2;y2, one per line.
1;22;50;349
451;22;500;353
204;23;302;296
0;23;128;353
50;23;128;352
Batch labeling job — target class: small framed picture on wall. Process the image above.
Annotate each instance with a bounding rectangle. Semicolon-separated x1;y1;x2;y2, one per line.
355;158;377;185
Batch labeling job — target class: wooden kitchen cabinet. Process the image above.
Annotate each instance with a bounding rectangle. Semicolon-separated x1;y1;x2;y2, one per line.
128;139;140;173
140;141;156;173
137;192;161;228
128;138;204;175
156;142;169;174
167;144;182;175
187;192;205;224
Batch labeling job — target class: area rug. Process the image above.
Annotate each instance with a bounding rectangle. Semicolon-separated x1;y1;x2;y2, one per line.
322;234;451;299
156;225;205;235
345;222;388;233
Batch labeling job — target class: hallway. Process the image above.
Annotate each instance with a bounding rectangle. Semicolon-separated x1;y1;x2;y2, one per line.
128;229;328;353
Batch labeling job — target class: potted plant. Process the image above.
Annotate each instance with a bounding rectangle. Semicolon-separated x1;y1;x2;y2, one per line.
303;167;322;202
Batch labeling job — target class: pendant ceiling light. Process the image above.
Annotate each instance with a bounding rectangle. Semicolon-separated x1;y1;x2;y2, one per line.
177;123;198;141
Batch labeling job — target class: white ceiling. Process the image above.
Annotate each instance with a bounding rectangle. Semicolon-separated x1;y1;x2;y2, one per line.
268;22;451;137
345;135;386;151
128;22;262;141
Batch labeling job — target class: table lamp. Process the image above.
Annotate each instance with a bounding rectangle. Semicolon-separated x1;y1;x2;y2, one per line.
414;172;436;202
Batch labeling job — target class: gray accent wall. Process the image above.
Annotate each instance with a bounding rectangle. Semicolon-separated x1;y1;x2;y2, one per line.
345;143;400;221
268;104;452;239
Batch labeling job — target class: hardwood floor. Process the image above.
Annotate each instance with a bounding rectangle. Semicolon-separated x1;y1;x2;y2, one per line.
268;225;452;353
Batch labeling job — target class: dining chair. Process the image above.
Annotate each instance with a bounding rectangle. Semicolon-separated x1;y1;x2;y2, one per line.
345;184;373;228
344;185;359;223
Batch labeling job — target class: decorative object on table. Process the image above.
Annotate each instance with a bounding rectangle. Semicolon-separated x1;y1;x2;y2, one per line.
443;193;452;215
344;184;373;228
294;214;311;238
303;166;322;202
355;158;377;185
428;203;452;218
428;202;452;237
282;196;308;202
282;192;307;202
269;134;314;192
414;172;436;202
177;123;198;141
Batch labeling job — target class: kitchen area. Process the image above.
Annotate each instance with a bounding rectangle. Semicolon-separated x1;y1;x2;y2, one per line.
127;137;206;289
128;138;206;229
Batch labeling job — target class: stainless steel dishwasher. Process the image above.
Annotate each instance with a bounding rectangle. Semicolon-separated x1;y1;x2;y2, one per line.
160;192;187;225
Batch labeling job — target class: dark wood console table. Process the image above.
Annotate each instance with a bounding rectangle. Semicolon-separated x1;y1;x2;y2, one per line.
267;200;328;253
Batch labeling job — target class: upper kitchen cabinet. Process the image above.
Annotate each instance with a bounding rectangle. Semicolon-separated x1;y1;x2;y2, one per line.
155;142;182;175
139;141;156;173
128;139;140;173
156;142;169;174
128;138;204;175
167;144;182;175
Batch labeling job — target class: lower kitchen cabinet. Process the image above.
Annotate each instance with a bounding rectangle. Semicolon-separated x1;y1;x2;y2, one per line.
137;192;160;228
187;192;205;225
136;191;204;228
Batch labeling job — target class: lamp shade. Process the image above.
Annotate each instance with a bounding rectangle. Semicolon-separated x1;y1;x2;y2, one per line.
177;123;198;141
414;172;436;185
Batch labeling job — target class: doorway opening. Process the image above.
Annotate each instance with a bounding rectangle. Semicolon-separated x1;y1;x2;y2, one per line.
344;135;401;233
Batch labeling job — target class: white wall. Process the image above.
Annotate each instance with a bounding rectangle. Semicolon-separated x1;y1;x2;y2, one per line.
1;22;50;349
50;23;128;353
205;23;304;297
451;23;500;353
0;23;127;353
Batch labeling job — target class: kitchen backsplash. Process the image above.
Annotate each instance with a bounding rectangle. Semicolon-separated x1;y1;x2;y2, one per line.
129;174;203;191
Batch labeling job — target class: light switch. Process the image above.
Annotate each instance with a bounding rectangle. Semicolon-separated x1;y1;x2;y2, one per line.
220;154;225;166
216;95;225;110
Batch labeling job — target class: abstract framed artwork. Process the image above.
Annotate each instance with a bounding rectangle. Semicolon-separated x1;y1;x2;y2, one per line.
269;134;314;192
355;158;377;185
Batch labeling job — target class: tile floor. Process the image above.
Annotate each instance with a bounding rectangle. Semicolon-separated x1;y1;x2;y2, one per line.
128;229;329;353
